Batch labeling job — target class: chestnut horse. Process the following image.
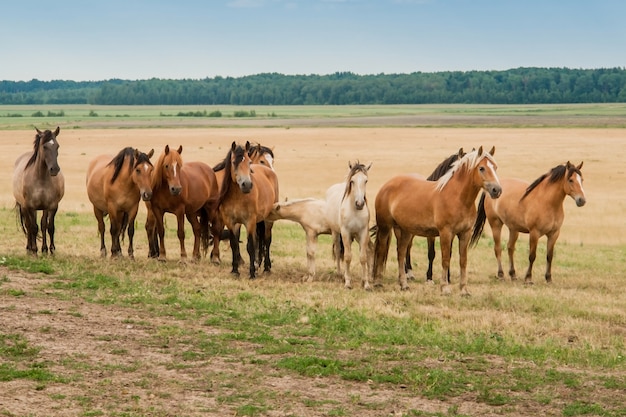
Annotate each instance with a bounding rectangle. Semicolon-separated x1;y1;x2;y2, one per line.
145;145;220;262
373;147;502;295
12;127;65;255
86;147;154;258
471;161;586;284
325;162;373;290
216;141;279;278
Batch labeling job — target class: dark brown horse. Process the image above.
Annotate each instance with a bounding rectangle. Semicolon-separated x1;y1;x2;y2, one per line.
145;145;220;262
216;141;279;278
86;147;154;258
12;127;65;255
472;162;586;284
373;147;501;295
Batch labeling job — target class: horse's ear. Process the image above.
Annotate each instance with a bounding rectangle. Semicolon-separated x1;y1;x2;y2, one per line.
458;148;464;157
35;126;42;135
165;145;170;155
366;162;373;171
245;141;251;152
231;141;236;152
147;149;155;159
477;146;483;156
54;126;60;136
566;161;572;169
348;161;353;169
177;145;183;154
134;149;140;159
577;161;583;170
489;146;495;156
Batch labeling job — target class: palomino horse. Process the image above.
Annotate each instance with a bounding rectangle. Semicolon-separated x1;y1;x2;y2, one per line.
145;145;220;262
471;161;586;284
216;141;279;278
12;127;65;255
325;161;373;290
373;147;501;295
86;147;154;258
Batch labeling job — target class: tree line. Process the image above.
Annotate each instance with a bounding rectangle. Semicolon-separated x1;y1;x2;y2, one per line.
1;67;625;105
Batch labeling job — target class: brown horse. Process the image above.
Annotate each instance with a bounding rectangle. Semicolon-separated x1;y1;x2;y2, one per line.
12;127;65;255
145;145;220;262
86;147;154;258
217;141;279;278
472;161;586;284
373;146;502;295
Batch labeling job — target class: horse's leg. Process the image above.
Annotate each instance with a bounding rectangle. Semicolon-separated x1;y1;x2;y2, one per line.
507;229;520;280
396;230;413;291
246;222;258;279
23;207;38;255
305;231;318;281
262;220;273;273
185;212;200;261
426;236;436;283
46;209;58;255
229;224;242;276
127;207;139;260
93;207;107;257
340;230;353;289
372;224;392;287
490;219;505;279
457;231;471;296
209;214;222;265
544;230;560;283
109;210;122;258
524;230;541;285
331;231;343;277
439;230;453;295
405;235;415;280
358;229;371;291
40;210;49;254
144;207;158;258
155;210;167;262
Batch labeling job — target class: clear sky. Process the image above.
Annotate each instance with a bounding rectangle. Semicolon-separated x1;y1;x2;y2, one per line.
2;0;624;81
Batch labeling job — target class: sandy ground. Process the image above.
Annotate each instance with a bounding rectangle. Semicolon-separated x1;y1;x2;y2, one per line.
1;127;623;245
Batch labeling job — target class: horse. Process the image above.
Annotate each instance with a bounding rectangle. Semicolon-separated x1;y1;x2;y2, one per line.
212;142;276;265
12;127;65;255
325;161;373;290
401;148;466;283
216;141;279;278
471;161;586;284
144;145;220;262
86;147;154;258
373;146;501;295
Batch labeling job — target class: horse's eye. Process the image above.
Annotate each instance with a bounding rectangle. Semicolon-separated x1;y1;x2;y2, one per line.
479;167;485;172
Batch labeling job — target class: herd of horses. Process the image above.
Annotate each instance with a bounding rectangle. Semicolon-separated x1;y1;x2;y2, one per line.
11;127;587;295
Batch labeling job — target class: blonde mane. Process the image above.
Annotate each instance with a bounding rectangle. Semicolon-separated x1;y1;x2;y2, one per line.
434;149;494;192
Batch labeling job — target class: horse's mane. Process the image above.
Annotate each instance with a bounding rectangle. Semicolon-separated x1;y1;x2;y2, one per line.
108;147;135;184
427;151;463;181
250;143;274;159
521;163;582;200
435;148;494;192
25;129;54;169
342;161;369;202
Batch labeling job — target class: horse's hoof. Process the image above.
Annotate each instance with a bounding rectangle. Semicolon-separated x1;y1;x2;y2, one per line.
363;284;372;291
425;279;435;285
440;285;452;295
158;257;167;263
373;282;383;288
524;280;534;286
344;284;352;290
210;257;220;265
400;285;409;291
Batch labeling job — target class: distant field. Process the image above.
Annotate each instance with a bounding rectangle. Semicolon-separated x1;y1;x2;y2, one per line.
2;103;626;129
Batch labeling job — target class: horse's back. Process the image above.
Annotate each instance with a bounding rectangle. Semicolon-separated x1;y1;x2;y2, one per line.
485;178;529;229
182;161;220;208
86;154;114;209
268;198;331;234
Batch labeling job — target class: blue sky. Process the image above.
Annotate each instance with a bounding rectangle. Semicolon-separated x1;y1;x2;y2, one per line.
2;0;624;81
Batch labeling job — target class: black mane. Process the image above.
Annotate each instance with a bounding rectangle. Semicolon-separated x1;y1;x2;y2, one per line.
521;163;581;200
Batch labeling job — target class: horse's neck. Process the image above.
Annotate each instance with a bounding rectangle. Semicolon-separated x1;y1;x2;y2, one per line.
534;179;568;208
445;171;480;207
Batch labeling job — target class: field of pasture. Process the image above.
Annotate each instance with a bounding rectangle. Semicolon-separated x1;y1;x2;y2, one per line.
0;106;624;416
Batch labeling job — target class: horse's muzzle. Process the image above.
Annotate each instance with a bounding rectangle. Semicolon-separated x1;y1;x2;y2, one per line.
355;201;366;210
141;191;153;201
487;183;502;199
239;180;253;194
575;196;586;207
169;186;182;196
49;166;60;176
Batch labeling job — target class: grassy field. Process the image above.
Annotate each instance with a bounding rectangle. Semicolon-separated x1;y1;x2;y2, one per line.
0;109;624;416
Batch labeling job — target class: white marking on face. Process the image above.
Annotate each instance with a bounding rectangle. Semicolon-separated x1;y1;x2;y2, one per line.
143;163;150;172
46;139;55;146
264;154;274;170
575;173;584;193
173;162;178;177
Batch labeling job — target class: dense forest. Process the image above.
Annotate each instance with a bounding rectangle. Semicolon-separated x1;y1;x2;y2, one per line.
1;67;625;105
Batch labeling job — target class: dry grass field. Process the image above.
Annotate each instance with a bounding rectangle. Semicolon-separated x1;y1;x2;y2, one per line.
0;125;625;417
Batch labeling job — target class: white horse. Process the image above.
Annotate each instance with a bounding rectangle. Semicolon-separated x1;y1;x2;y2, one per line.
267;198;331;280
325;161;373;290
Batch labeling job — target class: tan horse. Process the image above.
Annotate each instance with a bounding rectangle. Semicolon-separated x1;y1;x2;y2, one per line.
12;127;65;255
145;145;220;262
216;141;279;278
472;162;586;284
86;147;154;258
373;147;501;295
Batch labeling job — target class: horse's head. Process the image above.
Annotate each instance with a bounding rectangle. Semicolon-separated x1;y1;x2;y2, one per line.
474;146;502;199
133;148;155;201
249;143;275;171
565;161;586;207
344;161;372;211
230;141;253;194
35;126;61;176
161;145;183;196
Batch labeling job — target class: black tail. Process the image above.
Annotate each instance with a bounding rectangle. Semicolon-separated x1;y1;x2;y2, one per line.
470;192;487;247
14;202;27;236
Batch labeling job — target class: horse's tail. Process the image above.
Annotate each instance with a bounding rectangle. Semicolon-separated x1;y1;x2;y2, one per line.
14;202;27;236
120;212;129;244
470;192;487;248
372;223;392;277
199;207;210;257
